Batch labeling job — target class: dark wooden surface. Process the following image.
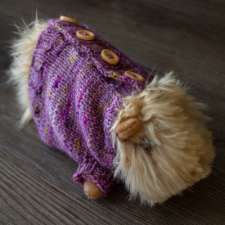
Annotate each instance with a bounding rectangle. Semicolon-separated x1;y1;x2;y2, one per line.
1;0;225;224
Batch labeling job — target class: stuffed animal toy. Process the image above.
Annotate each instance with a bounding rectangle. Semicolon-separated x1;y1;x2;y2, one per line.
9;16;215;206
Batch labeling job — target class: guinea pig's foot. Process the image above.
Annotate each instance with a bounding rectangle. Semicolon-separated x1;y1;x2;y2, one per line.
116;117;141;140
84;180;103;199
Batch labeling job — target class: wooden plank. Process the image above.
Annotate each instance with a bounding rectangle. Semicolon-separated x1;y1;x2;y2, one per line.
0;0;225;224
1;148;225;224
0;148;132;225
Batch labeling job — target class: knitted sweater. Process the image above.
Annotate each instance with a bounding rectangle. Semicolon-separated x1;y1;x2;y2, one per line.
28;19;153;196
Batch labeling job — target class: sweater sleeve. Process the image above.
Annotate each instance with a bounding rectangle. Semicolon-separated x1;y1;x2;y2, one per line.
73;158;114;196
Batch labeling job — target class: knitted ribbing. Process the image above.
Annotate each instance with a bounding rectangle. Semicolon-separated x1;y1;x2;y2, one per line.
28;19;153;196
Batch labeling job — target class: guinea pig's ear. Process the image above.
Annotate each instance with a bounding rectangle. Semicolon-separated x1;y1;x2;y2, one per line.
111;73;215;206
116;118;141;140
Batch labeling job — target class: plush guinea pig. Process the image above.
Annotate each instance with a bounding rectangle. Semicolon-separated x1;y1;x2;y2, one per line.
9;16;215;206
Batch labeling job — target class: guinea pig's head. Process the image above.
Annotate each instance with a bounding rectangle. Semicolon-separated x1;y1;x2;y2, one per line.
111;73;215;206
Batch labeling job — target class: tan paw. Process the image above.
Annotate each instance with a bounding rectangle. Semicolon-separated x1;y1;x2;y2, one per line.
116;117;141;140
84;180;103;199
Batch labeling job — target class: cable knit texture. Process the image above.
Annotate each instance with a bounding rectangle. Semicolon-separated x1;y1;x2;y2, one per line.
28;19;153;196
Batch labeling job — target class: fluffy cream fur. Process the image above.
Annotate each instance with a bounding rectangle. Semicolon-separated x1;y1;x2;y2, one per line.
111;73;215;206
9;19;47;126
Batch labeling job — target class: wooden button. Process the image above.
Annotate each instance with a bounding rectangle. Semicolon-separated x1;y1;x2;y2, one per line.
101;49;119;65
76;30;95;41
60;16;77;24
124;71;144;82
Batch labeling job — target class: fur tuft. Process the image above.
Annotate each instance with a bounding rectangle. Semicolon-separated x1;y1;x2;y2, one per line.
112;73;215;206
8;18;47;127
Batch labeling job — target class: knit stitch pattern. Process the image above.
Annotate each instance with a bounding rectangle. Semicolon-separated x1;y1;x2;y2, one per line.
28;19;153;196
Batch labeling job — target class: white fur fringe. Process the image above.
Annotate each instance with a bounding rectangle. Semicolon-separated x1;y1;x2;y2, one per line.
8;19;47;127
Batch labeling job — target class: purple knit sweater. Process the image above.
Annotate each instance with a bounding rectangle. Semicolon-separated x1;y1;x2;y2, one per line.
28;19;153;196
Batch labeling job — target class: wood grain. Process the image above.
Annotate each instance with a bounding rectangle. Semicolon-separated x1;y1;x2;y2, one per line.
0;0;225;224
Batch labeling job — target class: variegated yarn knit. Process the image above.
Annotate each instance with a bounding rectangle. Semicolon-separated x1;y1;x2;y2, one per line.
28;19;153;196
